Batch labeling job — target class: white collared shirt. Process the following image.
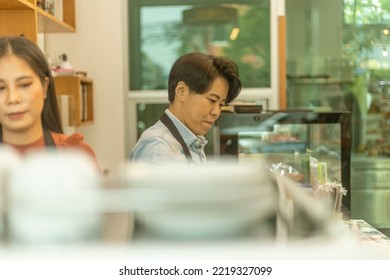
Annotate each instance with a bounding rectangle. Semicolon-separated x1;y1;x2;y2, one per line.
129;109;208;164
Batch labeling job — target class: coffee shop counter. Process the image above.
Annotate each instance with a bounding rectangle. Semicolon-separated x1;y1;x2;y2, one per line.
343;219;390;259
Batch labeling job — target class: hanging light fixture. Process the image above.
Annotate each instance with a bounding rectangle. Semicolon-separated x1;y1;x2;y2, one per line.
183;6;238;25
183;6;240;41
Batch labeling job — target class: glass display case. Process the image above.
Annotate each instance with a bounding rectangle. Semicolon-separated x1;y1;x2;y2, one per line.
216;111;351;209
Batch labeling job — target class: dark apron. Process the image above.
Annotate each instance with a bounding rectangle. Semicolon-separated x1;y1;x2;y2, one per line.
160;112;193;162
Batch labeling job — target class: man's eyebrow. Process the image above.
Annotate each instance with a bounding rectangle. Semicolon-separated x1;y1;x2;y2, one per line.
209;93;226;102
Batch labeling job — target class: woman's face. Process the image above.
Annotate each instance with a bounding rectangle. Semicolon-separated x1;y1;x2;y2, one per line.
181;76;229;136
0;54;48;143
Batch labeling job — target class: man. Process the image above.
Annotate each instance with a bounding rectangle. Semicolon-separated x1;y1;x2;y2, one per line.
129;52;241;164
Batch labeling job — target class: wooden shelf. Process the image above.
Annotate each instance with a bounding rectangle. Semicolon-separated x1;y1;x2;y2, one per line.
0;0;35;9
54;76;94;127
37;7;76;33
0;0;75;43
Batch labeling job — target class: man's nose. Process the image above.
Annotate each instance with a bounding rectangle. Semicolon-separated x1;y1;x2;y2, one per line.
211;104;221;116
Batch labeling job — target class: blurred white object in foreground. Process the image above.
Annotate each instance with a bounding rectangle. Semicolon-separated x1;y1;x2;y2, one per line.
0;145;22;241
123;161;278;239
7;149;102;245
122;160;332;241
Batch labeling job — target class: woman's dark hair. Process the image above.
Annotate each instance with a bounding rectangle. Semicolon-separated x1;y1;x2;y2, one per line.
0;36;63;139
168;52;241;103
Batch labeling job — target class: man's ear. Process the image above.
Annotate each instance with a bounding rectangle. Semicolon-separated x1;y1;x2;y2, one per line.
175;81;187;101
43;77;50;99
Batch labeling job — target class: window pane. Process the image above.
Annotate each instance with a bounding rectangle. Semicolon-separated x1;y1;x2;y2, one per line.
129;1;271;90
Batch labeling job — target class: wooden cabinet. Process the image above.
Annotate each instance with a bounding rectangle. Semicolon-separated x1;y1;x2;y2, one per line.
54;76;94;126
0;0;75;43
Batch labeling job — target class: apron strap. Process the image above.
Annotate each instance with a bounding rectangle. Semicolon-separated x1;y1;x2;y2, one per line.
43;129;56;148
160;112;193;162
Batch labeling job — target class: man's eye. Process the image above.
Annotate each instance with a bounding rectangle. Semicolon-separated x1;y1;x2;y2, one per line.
208;99;217;103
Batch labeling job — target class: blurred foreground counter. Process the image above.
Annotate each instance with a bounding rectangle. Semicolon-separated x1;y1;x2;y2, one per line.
343;219;390;259
0;218;389;260
0;149;388;260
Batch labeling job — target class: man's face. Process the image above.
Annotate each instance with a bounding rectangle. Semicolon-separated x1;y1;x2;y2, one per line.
180;76;228;136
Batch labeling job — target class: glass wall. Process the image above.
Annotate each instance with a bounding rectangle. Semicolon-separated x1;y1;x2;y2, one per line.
286;0;390;232
286;0;390;153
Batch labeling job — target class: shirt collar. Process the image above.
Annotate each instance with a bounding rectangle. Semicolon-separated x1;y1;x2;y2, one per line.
165;109;208;148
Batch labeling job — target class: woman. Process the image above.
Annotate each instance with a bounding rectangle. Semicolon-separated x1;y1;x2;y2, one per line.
0;36;99;166
130;52;241;164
